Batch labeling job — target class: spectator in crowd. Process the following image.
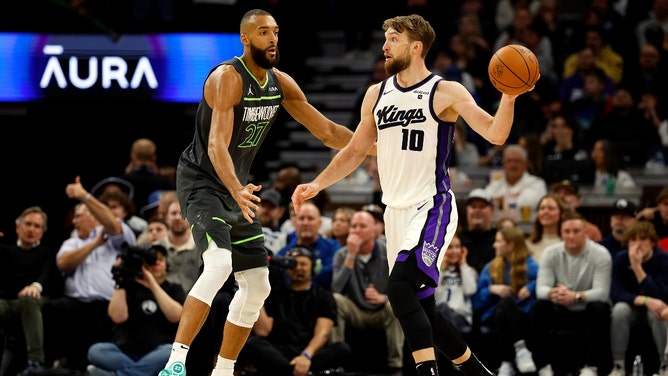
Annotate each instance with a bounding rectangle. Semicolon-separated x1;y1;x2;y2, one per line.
330;210;403;374
540;114;594;185
325;207;356;248
551;180;602;241
258;188;288;256
620;43;668;117
521;20;557;86
565;69;611;139
431;49;479;105
558;47;615;109
494;0;542;33
436;233;477;337
635;0;668;50
589;139;637;192
119;138;175;214
99;190;148;238
454;118;481;169
608;221;668;376
272;165;338;234
138;190;165;223
90;177;135;204
496;218;518;231
483;145;547;224
137;217;168;246
237;247;351;375
588;87;660;168
272;166;302;207
459;189;497;274
584;0;638;61
361;203;386;244
276;169;332;237
518;133;544;178
530;212;612;376
561;24;624;85
0;206;61;375
43;176;137;372
136;190;179;245
637;186;668;242
525;193;564;263
450;13;494;110
493;7;534;55
477;144;505;170
280;202;298;239
87;244;186;376
142;190;178;222
600;198;639;257
277;201;340;289
363;156;384;207
156;199;199;293
473;227;539;376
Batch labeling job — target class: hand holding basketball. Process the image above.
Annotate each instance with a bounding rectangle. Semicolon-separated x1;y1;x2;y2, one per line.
488;44;540;95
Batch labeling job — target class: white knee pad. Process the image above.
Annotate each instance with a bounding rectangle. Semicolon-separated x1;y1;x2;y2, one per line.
188;241;232;306
227;267;271;328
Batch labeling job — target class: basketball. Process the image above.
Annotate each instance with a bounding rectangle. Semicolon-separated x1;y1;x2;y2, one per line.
488;44;540;95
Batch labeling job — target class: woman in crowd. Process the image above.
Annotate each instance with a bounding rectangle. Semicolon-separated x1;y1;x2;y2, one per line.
473;227;539;376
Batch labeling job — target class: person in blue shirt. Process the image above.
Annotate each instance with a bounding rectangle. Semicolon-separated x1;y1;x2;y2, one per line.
43;176;137;372
277;201;340;290
473;227;539;376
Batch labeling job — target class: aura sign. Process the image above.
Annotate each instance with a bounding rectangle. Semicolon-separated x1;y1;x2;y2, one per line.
0;32;241;102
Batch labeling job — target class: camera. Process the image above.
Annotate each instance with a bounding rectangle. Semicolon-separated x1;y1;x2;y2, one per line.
268;255;297;270
267;253;296;290
111;242;164;287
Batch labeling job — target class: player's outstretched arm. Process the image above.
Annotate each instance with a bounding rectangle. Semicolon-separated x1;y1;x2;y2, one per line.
444;80;521;146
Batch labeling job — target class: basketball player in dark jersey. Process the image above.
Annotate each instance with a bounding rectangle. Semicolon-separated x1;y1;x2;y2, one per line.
160;9;365;376
293;14;536;376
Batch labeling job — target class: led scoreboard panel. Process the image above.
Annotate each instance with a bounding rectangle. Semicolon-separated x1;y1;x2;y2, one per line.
0;32;242;103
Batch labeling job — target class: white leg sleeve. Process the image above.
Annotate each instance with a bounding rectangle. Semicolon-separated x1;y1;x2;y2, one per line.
227;267;271;328
188;241;232;306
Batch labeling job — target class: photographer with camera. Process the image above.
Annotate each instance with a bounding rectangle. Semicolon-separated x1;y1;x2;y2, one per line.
86;244;185;376
42;176;137;372
237;246;351;376
276;201;341;290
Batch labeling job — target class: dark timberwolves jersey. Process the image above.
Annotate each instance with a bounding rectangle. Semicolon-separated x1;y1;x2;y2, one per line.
179;57;283;187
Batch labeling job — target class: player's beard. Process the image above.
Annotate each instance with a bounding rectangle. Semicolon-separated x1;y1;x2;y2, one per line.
251;43;280;69
385;51;410;76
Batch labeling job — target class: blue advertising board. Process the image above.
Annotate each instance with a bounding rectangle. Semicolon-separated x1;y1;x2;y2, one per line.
0;32;242;102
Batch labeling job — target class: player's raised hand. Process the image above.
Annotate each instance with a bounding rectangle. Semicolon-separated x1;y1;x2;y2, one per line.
291;182;320;213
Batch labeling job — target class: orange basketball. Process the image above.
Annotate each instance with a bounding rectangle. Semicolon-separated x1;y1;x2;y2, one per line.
488;44;540;95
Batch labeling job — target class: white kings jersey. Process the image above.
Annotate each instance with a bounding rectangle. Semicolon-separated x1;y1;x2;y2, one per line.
374;74;455;208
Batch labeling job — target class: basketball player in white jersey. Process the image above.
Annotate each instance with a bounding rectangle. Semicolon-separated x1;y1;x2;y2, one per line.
292;14;536;376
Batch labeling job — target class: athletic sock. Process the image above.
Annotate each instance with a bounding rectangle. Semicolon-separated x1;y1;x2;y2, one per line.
164;342;188;368
210;356;235;376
